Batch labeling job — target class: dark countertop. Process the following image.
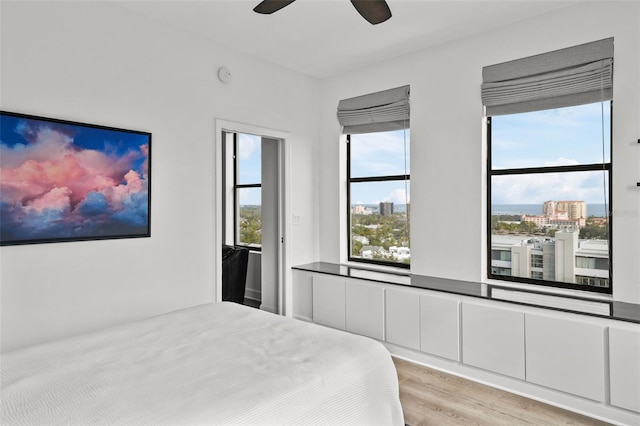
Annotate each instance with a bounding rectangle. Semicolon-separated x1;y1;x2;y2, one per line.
293;262;640;324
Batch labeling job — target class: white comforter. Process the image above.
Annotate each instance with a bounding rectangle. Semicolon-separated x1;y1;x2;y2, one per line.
1;302;404;425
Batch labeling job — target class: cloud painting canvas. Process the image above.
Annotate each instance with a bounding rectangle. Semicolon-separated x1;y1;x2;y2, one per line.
0;111;151;246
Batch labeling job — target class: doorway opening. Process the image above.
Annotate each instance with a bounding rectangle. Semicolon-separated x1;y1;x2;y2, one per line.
215;120;290;315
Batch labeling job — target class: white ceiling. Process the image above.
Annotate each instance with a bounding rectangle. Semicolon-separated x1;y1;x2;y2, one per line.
118;0;580;79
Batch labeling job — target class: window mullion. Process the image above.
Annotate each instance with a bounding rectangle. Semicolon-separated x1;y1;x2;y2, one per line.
491;163;610;176
349;175;410;183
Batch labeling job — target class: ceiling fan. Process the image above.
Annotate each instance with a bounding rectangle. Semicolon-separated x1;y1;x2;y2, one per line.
253;0;392;25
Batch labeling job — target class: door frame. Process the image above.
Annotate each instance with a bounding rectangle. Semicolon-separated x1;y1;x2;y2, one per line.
215;119;291;316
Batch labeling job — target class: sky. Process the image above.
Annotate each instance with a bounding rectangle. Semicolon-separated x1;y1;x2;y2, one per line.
0;113;150;243
236;129;412;206
350;129;410;206
236;133;262;205
491;101;611;205
349;102;610;207
237;133;261;185
491;102;611;169
234;101;610;207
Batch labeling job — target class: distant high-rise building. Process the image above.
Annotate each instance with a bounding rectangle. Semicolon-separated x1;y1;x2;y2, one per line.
522;200;587;229
543;200;587;220
379;201;394;216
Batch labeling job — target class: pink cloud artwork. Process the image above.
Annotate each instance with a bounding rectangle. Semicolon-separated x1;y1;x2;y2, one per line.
1;112;151;245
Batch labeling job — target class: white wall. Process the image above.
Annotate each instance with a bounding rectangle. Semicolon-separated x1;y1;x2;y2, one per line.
260;137;280;314
2;1;638;353
0;1;320;352
245;252;262;304
319;1;640;304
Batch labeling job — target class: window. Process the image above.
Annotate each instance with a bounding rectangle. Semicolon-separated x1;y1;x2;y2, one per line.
347;130;410;267
491;267;512;276
337;85;410;268
531;254;543;269
576;256;609;270
492;250;511;262
576;276;609;287
484;38;613;294
234;133;262;249
487;102;612;293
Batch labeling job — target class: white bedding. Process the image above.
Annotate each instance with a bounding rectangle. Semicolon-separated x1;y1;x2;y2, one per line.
1;302;404;425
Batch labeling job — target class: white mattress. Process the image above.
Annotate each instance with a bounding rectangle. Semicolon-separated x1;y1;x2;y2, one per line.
1;302;404;425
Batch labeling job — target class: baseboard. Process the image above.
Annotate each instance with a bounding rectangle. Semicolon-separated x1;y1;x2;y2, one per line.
245;288;261;302
293;314;313;322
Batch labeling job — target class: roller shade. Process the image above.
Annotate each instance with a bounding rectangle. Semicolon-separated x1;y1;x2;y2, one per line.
482;38;613;116
337;85;410;134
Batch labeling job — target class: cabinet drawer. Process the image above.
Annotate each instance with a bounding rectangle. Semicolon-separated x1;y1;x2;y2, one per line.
609;327;640;412
385;288;420;350
420;294;460;361
525;314;605;402
312;275;345;330
345;280;384;340
462;302;525;379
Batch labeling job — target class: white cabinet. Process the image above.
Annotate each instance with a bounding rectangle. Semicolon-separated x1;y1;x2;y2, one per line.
311;276;384;339
420;294;460;361
609;327;640;412
312;275;345;330
385;288;420;350
462;302;525;379
296;266;640;422
525;314;605;402
345;280;385;340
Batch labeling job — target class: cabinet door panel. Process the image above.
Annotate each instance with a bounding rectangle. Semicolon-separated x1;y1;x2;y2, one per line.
609;327;640;412
292;270;313;321
386;288;420;350
420;295;460;361
525;314;605;402
462;302;525;379
345;280;384;340
312;275;345;330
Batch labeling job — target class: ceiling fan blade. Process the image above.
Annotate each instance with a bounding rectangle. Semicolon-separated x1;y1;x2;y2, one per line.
253;0;297;15
350;0;392;25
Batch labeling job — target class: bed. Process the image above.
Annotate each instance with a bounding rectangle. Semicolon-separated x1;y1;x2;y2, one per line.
1;302;404;425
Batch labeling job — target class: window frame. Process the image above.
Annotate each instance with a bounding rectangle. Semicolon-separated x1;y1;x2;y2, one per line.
486;102;613;294
233;133;262;251
346;133;410;269
530;254;544;269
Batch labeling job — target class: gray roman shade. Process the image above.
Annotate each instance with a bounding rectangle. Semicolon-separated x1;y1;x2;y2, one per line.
337;85;410;134
482;38;613;116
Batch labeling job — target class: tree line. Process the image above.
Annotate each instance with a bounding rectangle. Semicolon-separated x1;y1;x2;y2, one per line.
491;215;608;240
351;212;410;263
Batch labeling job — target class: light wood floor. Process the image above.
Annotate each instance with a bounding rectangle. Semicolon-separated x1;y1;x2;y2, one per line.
393;357;611;426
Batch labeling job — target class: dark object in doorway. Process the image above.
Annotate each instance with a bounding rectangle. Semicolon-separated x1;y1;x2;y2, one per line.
222;245;249;304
